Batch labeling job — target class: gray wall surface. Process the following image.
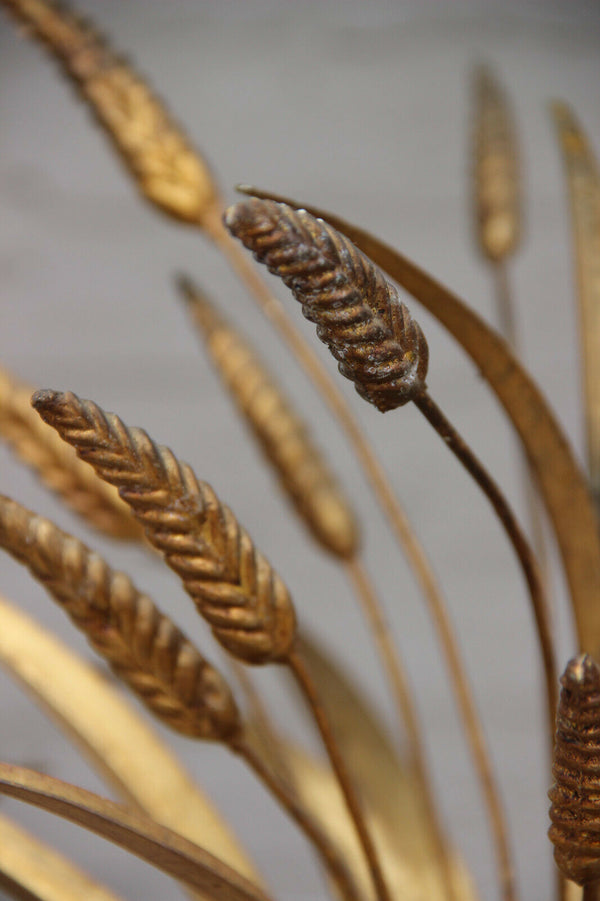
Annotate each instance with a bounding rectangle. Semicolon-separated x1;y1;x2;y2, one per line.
1;2;599;900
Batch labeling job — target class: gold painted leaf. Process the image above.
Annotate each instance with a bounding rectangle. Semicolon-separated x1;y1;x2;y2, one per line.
0;812;127;901
0;763;273;901
249;632;477;901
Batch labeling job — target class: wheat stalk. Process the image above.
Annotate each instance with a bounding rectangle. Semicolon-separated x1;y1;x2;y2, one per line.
0;367;139;540
179;278;359;560
0;0;219;225
0;495;241;742
223;200;428;413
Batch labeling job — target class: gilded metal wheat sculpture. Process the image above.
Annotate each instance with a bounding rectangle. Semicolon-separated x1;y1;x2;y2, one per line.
2;2;600;901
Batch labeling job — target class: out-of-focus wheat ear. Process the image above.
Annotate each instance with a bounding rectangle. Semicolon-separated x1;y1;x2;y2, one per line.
551;102;600;512
31;389;297;665
549;655;600;890
0;368;139;540
223;199;429;413
178;277;360;560
473;66;521;263
0;0;219;226
0;495;241;743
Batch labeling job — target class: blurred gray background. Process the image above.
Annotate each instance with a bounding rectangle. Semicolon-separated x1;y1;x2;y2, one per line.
1;2;599;900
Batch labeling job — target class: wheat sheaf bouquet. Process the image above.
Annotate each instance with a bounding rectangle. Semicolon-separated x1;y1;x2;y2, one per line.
0;2;599;901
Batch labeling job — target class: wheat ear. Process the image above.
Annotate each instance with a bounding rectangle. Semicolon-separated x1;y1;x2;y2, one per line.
473;66;520;263
224;199;428;413
0;494;240;742
32;389;297;666
549;655;600;892
0;0;219;225
0;367;139;540
179;277;359;560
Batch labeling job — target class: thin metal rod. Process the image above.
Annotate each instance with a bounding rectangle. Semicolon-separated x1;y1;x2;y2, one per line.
232;734;364;901
413;390;558;748
287;647;392;901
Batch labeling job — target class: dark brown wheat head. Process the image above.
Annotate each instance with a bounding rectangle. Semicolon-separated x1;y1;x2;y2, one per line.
223;199;429;413
31;389;297;665
549;654;600;886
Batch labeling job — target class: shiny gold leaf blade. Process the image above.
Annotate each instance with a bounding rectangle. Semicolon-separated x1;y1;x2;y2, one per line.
285;633;478;901
179;277;360;559
472;66;521;262
0;0;219;225
551;102;600;507
249;730;477;901
0;595;263;886
0;367;139;540
0;812;128;901
238;186;600;660
0;763;273;901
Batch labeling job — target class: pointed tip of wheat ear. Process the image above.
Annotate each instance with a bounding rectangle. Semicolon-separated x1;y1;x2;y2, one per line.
561;653;600;690
31;388;61;413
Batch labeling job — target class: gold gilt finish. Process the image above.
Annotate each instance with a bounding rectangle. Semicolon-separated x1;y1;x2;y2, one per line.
1;1;600;900
180;277;359;560
0;367;139;540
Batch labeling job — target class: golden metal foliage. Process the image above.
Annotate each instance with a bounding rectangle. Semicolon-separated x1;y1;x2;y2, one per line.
32;389;297;665
180;278;359;559
224;199;429;413
0;495;241;742
549;655;600;887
